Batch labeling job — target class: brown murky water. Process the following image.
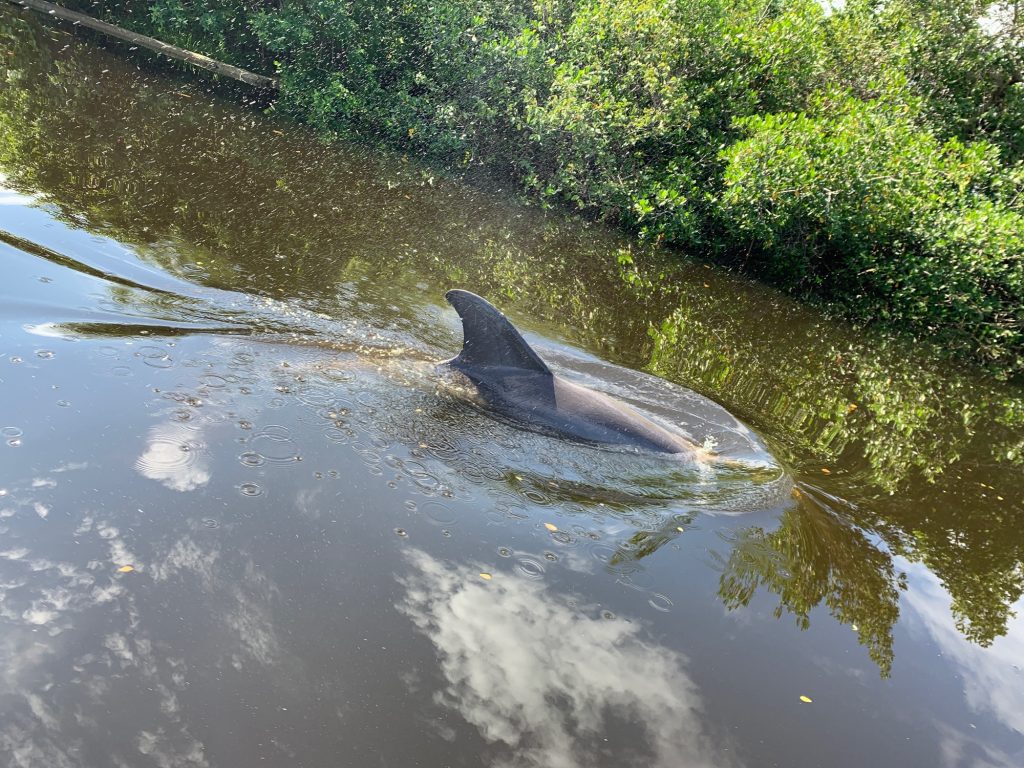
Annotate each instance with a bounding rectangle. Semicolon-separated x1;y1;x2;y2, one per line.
2;9;1023;767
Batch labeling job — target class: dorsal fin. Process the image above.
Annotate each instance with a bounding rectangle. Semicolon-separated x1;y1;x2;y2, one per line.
445;290;551;374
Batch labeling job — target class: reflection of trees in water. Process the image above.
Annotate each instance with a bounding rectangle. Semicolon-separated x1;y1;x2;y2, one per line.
647;296;1023;493
0;7;655;360
611;467;1022;678
3;6;1023;680
642;285;1024;667
718;489;904;677
714;466;1023;675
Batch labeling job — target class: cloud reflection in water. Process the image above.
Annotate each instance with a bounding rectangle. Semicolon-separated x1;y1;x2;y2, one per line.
398;549;736;768
135;422;210;493
903;561;1024;741
0;518;286;768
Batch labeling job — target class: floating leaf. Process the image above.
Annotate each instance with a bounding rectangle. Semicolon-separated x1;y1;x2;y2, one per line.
544;523;558;532
117;565;134;573
799;695;813;703
479;572;492;581
820;468;832;475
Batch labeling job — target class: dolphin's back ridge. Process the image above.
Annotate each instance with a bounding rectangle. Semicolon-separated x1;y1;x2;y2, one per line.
445;289;551;374
441;290;695;455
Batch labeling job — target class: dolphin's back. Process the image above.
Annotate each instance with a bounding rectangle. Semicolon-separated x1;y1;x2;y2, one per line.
442;290;693;455
548;376;693;454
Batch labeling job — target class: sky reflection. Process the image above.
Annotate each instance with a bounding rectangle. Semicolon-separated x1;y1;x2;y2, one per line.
902;560;1024;740
398;549;736;768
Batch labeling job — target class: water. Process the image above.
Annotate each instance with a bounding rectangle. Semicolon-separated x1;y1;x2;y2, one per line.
1;9;1023;767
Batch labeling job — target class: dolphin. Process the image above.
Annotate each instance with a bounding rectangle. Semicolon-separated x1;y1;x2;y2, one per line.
440;290;697;455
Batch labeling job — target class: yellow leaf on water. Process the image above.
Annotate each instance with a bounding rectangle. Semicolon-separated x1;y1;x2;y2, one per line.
800;695;813;703
117;565;134;573
821;468;832;475
479;573;492;581
544;523;558;532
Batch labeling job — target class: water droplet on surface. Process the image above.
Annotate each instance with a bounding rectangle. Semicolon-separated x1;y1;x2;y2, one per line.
138;345;173;368
250;426;300;464
202;518;220;528
36;349;55;359
238;482;263;497
422;501;458;526
135;437;202;477
201;374;229;389
239;451;265;467
522;489;549;504
648;593;673;612
497;547;512;558
550;530;574;545
394;528;408;538
514;556;546;580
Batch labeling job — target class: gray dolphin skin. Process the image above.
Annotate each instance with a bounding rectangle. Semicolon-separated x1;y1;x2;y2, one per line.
440;290;696;455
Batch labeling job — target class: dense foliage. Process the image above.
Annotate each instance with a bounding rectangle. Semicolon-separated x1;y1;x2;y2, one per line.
64;0;1024;375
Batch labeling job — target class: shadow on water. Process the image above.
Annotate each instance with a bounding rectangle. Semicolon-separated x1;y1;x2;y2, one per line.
1;7;1024;766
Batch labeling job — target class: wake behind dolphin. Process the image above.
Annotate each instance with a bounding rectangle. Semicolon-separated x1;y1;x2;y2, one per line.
440;290;700;456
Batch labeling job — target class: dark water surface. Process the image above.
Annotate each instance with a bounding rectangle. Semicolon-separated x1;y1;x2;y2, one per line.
2;9;1023;767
